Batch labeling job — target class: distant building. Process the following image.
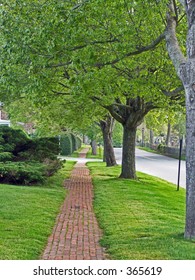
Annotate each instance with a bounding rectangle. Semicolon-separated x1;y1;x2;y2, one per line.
0;102;11;126
0;102;36;134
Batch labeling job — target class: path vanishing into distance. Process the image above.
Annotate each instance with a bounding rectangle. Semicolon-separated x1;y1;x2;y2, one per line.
42;148;105;260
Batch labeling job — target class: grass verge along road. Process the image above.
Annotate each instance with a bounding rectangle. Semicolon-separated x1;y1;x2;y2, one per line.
88;162;195;260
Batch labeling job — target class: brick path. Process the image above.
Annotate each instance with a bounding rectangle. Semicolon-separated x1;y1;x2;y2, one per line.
42;148;105;260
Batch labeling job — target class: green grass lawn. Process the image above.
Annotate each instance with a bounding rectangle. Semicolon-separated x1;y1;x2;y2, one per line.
87;162;195;260
0;161;75;260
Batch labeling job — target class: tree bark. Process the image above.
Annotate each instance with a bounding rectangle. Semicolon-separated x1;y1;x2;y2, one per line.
106;97;154;179
185;82;195;239
119;125;137;179
150;130;154;145
100;116;117;166
165;122;171;146
91;140;97;155
142;127;145;147
165;0;195;239
83;134;88;144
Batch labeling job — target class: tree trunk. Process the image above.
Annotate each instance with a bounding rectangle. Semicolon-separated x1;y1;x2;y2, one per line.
150;130;154;145
83;134;88;144
165;1;195;239
102;132;117;166
119;125;137;179
91;140;97;155
142;127;145;147
103;148;106;162
165;122;171;146
100;116;117;166
183;2;195;239
184;71;195;239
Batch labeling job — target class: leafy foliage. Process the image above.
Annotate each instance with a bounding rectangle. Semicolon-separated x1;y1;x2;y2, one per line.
0;127;62;185
59;133;82;156
17;137;60;162
60;134;73;156
0;161;46;185
0;1;186;179
0;126;29;155
0;152;13;162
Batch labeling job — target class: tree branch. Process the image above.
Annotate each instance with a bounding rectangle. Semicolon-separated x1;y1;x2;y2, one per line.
162;85;184;96
105;104;125;124
94;32;165;68
68;38;120;51
52;90;70;95
112;103;132;110
48;62;71;68
165;1;187;78
59;82;70;89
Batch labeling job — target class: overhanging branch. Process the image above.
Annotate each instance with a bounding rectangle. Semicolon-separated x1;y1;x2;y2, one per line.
162;85;184;97
94;32;165;68
165;1;186;77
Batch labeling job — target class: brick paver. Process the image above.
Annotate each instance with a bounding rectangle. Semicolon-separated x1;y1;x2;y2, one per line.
42;148;105;260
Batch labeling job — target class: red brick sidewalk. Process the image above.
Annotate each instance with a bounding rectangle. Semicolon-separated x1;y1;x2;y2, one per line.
42;148;105;260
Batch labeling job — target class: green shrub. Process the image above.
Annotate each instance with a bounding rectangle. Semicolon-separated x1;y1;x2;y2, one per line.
17;137;60;162
60;134;73;155
0;127;62;185
71;134;77;152
0;161;46;185
0;152;14;162
76;136;82;150
0;126;29;155
17;137;62;179
157;143;165;153
43;158;64;177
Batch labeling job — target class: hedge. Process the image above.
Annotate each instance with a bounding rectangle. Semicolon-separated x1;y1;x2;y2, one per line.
60;134;73;156
60;133;82;156
0;127;62;185
76;136;82;150
0;161;46;185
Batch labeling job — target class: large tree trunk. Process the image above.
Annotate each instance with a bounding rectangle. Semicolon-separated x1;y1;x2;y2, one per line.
184;2;195;239
119;125;137;179
106;97;153;179
100;116;117;167
165;1;195;239
184;28;195;237
185;83;195;239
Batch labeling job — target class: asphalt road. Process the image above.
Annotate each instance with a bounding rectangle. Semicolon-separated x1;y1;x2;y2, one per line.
61;148;186;189
114;148;186;189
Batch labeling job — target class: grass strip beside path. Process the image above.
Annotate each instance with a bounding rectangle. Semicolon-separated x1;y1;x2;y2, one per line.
70;144;87;157
87;162;195;260
0;161;75;260
86;146;103;159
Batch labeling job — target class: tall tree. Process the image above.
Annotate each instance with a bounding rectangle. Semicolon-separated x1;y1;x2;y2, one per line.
99;115;117;167
165;0;195;239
